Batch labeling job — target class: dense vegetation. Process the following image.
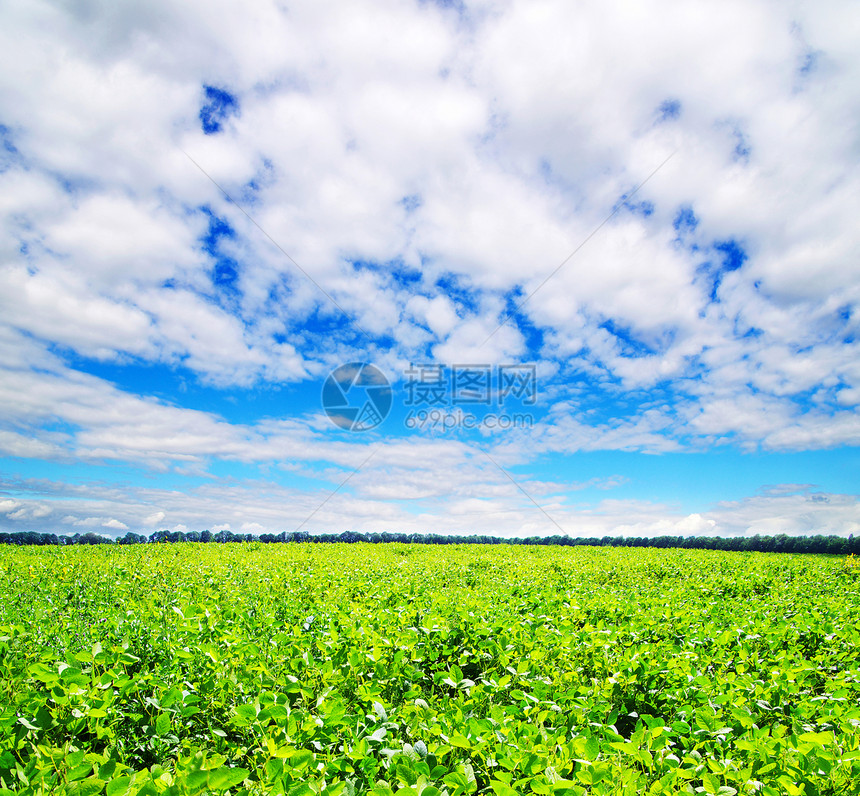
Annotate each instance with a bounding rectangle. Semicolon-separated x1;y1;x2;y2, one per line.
1;544;859;796
2;530;859;556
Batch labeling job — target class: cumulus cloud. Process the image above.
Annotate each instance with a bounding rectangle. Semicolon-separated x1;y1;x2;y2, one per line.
0;0;857;536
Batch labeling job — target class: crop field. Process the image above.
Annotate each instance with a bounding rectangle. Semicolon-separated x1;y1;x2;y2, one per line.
1;544;859;796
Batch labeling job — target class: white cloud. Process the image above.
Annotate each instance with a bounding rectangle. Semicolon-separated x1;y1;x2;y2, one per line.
144;511;166;526
72;516;127;530
0;0;858;536
2;473;856;538
0;499;21;514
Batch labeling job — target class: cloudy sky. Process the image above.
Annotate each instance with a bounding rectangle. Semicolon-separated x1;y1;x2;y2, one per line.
1;0;859;538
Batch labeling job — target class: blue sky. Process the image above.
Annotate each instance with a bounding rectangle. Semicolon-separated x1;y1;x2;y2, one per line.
0;0;858;537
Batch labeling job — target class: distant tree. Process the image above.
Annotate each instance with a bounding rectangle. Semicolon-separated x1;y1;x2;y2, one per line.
79;532;111;545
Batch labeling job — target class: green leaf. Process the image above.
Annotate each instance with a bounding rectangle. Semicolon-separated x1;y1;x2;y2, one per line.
208;767;249;791
290;750;314;771
67;777;105;796
98;762;117;781
155;712;171;735
186;770;209;792
583;737;599;762
68;763;94;782
105;777;132;796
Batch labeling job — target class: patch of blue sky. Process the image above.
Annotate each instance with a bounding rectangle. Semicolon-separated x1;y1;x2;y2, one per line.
47;171;101;197
496;286;544;357
212;258;240;292
834;304;857;344
27;415;79;438
199;207;242;299
200;206;235;250
796;46;823;81
239;270;361;345
540;374;679;429
538;158;552;183
732;126;751;162
400;194;422;213
351;258;423;290
434;272;481;315
790;21;821;81
476;107;508;151
612;186;656;216
599;318;659;358
287;304;371;350
236;158;274;207
697;238;748;301
199;85;239;135
657;99;681;122
673;205;698;235
798;50;818;76
52;355;317;425
617;196;655;217
0;123;19;173
714;238;748;272
522;447;860;516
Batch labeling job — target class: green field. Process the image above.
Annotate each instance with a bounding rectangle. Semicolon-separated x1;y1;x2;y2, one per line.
1;544;858;796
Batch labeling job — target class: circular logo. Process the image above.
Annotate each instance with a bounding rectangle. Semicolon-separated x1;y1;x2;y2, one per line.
322;362;392;431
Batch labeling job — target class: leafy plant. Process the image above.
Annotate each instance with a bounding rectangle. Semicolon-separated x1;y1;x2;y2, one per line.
0;544;858;795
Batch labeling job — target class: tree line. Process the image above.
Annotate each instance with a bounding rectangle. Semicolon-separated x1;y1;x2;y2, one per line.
0;529;858;555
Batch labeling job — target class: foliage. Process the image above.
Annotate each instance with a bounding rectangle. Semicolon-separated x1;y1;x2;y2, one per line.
2;530;860;557
1;544;859;795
